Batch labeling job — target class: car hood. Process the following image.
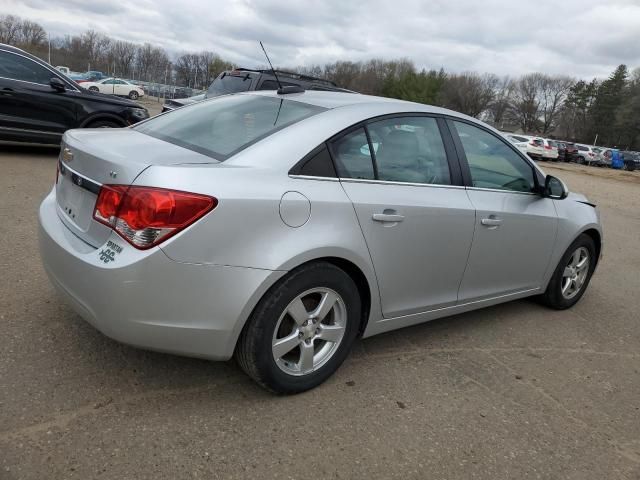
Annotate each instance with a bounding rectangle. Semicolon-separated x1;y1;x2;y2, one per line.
77;87;143;108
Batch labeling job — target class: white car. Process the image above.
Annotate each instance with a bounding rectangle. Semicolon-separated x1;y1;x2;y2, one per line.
504;134;544;160
542;139;559;161
83;78;145;100
575;145;601;165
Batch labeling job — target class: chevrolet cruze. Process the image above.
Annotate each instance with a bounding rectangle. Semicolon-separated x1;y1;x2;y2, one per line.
39;90;603;393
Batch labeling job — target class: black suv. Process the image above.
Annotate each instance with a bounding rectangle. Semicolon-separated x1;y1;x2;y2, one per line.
0;44;149;145
162;68;350;112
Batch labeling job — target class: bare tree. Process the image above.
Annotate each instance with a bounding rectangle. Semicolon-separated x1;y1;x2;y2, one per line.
20;20;46;46
539;76;574;134
439;72;497;118
511;73;544;133
0;15;22;44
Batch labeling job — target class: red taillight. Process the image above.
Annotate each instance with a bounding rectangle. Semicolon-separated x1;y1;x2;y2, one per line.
588;152;594;157
93;185;217;249
529;141;536;146
544;145;552;150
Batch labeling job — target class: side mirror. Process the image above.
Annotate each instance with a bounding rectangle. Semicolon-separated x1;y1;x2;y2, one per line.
544;175;568;199
50;77;66;92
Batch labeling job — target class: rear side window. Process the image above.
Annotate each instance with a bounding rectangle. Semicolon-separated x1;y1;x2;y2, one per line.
367;117;451;185
135;95;326;160
331;128;376;180
577;145;588;151
0;51;53;84
296;145;337;177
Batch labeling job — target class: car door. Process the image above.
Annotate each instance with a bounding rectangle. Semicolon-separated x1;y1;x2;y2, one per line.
0;49;77;140
331;116;476;318
449;120;558;302
99;79;114;95
114;80;128;96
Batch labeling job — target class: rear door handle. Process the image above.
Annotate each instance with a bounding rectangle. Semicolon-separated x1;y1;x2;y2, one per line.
481;217;502;227
372;212;405;223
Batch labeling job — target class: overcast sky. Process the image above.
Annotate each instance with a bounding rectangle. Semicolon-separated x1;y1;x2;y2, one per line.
4;0;640;79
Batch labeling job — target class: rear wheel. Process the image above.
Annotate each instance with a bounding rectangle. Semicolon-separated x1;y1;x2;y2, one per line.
236;262;361;394
128;90;139;100
540;234;596;309
577;156;585;165
88;86;99;92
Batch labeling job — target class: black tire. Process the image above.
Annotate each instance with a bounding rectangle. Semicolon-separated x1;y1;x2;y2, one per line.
625;161;636;172
577;156;585;165
86;120;121;128
236;262;361;394
88;86;99;92
539;234;597;310
128;90;139;100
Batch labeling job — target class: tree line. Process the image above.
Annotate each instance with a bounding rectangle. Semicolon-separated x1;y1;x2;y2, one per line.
2;14;639;149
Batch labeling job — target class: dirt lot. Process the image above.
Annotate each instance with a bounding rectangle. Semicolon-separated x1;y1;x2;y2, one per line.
1;151;639;480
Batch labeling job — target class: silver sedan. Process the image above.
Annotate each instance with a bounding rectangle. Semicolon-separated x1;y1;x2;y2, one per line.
39;91;603;393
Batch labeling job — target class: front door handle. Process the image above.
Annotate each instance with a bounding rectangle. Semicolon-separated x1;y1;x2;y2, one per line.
481;217;502;227
373;212;405;223
0;88;14;96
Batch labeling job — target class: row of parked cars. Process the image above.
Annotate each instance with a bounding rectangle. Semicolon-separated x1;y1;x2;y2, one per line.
503;133;639;171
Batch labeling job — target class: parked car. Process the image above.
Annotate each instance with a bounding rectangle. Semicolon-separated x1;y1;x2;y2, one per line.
504;133;529;156
162;68;350;112
554;141;567;162
0;43;149;145
83;77;145;100
621;151;639;171
56;66;70;75
542;139;559;161
575;144;601;165
39;89;602;393
503;134;545;160
562;141;579;162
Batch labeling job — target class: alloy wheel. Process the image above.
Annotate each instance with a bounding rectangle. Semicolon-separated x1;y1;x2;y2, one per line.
561;246;590;299
272;288;347;376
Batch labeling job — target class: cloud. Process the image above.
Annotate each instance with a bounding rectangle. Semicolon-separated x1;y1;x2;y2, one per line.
4;0;640;79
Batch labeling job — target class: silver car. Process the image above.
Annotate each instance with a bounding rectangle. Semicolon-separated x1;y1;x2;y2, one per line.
39;91;603;393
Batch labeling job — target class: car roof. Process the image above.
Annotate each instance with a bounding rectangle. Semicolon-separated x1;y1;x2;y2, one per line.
243;89;465;116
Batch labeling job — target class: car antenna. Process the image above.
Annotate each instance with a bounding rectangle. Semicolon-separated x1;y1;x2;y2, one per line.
259;41;304;95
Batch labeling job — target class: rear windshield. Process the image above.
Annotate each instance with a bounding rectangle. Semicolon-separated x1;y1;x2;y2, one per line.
134;94;326;160
207;73;254;97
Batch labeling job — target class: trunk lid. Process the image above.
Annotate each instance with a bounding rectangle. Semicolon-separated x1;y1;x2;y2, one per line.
56;128;218;247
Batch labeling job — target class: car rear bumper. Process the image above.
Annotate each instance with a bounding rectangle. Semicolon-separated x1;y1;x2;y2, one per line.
38;188;282;360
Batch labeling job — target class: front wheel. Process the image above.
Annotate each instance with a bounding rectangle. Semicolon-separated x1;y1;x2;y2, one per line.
236;262;361;394
88;86;99;92
540;234;597;309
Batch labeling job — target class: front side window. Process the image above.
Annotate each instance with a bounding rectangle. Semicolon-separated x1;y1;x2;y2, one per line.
453;121;536;193
135;94;325;160
0;51;53;85
367;117;451;185
330;128;375;180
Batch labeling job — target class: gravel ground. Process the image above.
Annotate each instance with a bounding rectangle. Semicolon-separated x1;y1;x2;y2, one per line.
0;149;639;480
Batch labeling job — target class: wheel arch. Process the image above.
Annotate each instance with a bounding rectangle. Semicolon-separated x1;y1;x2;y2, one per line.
230;254;378;359
582;227;602;264
79;113;127;128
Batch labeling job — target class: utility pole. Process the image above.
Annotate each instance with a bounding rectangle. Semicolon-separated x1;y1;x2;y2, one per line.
47;34;51;64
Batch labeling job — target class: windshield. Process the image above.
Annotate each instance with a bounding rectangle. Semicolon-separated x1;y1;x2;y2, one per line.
206;73;253;98
135;94;326;160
